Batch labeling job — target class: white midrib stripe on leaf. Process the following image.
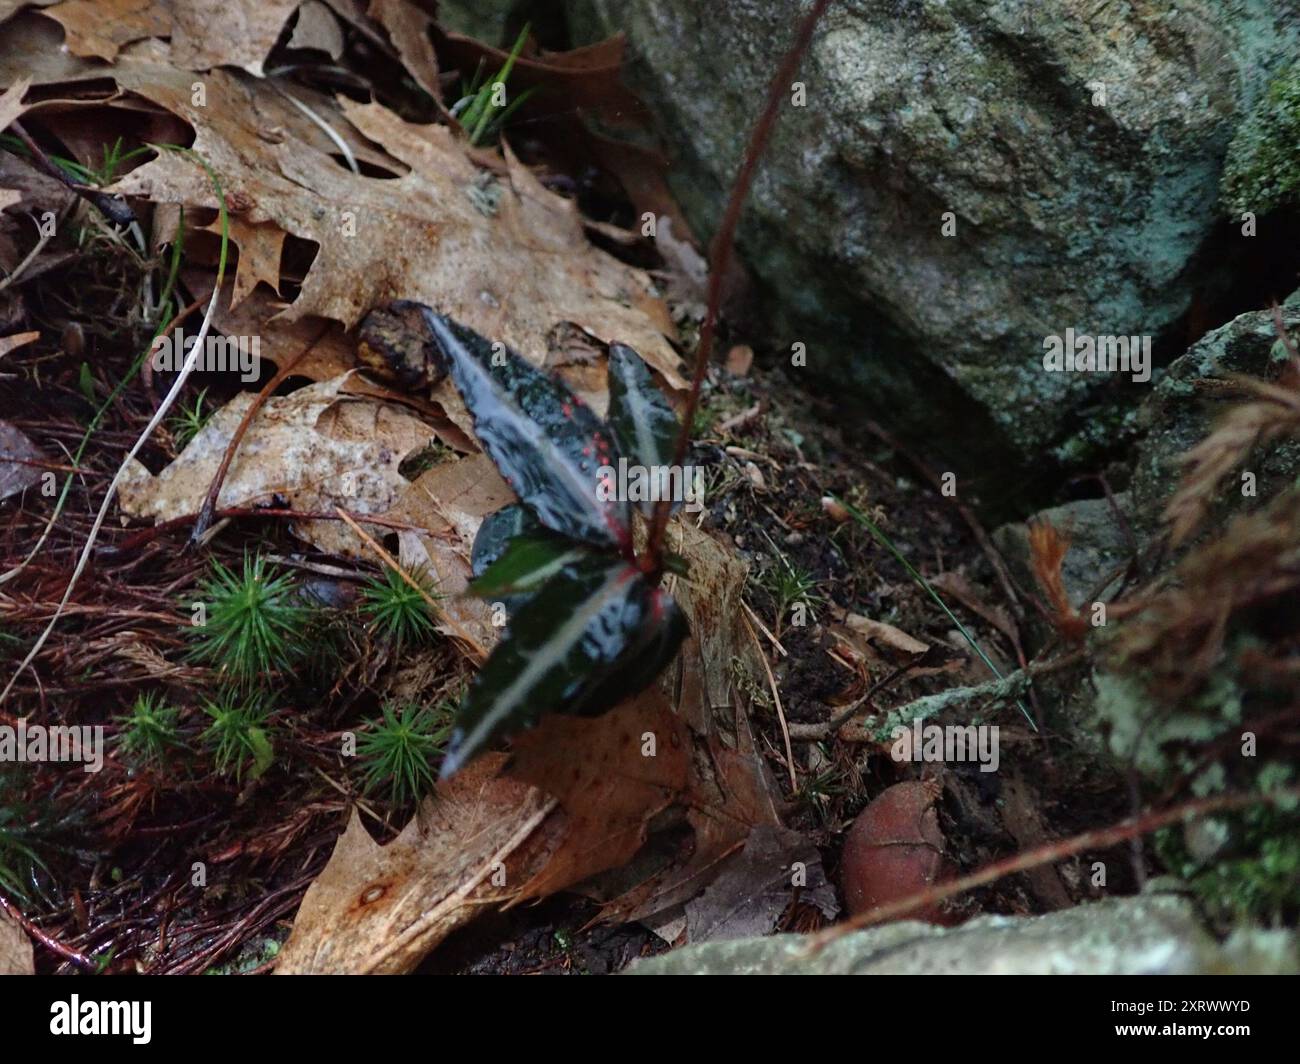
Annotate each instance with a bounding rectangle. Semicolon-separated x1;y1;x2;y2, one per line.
622;367;664;468
457;564;629;759
454;338;607;531
510;548;584;591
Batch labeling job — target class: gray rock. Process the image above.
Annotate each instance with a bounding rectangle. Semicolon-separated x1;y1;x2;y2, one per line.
989;294;1300;763
993;494;1133;618
627;892;1299;974
569;0;1300;482
435;1;520;47
1129;288;1300;542
994;291;1300;599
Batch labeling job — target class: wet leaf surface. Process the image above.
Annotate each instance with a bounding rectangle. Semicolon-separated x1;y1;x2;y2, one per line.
419;309;631;552
606;341;681;516
442;555;679;777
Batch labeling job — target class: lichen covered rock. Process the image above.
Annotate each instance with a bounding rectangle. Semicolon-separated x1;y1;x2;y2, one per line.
1222;57;1300;216
627;893;1299;974
570;0;1300;483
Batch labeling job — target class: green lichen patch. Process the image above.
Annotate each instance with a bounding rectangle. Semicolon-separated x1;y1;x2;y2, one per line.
1223;59;1300;217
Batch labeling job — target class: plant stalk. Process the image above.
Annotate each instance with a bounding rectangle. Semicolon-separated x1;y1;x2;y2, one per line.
644;0;834;576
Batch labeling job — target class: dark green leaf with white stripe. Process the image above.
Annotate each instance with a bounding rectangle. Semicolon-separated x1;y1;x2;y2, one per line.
470;504;542;577
470;504;545;614
440;555;687;777
470;533;589;599
606;342;682;517
415;307;631;550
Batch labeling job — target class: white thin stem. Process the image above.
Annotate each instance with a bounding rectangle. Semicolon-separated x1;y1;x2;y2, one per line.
0;278;223;705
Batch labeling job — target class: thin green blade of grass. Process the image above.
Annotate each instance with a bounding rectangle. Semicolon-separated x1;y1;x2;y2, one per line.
467;23;532;146
832;494;1037;730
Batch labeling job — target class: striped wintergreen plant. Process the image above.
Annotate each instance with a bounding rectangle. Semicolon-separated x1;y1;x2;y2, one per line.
408;308;690;777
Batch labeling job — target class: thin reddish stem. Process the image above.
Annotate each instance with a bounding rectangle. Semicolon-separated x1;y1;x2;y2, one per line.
644;0;834;575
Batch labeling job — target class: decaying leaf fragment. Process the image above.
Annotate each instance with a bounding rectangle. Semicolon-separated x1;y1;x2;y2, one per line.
118;376;434;557
276;755;554;974
0;420;48;502
0;906;33;975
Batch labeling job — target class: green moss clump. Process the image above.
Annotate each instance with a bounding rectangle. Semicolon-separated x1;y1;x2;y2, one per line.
1222;60;1300;217
1157;795;1300;928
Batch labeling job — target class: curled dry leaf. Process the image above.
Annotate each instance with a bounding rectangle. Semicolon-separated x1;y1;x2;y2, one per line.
286;0;343;59
14;23;685;380
200;216;285;310
0;419;48;501
504;690;690;902
684;823;837;943
275;696;697;973
5;12;684;561
839;612;928;660
40;0;169;62
436;26;648;129
40;0;299;72
364;0;442;102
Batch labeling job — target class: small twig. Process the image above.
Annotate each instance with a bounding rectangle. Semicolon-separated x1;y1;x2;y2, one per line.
0;271;225;705
742;610;798;793
787;662;913;741
0;891;98;971
0;212;55;292
0;454;90;475
789;650;1086;743
805;784;1300;953
741;598;787;657
8;120;136;228
0;294;208;590
106;505;447;555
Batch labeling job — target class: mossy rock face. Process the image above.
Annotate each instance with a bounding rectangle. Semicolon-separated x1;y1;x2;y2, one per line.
568;0;1300;490
1223;57;1300;216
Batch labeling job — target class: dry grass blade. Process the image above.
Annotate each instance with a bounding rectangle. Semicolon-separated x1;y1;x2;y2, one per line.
1114;487;1300;697
1027;520;1088;641
0;222;226;706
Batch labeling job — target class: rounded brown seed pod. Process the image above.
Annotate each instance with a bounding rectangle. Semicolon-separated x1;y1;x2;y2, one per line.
839;778;952;923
